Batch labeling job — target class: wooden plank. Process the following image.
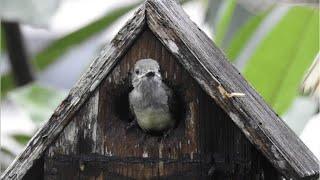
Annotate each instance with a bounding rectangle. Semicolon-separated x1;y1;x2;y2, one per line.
44;28;281;179
1;6;146;180
43;29;202;179
44;90;100;179
198;87;281;179
146;0;319;179
96;28;201;178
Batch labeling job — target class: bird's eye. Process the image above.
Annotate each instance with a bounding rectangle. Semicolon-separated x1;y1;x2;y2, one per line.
135;69;139;74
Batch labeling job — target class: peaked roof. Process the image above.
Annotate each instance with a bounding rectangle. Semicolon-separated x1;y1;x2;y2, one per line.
2;0;319;179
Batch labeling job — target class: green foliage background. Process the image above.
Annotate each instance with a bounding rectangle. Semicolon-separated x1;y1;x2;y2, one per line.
243;7;319;114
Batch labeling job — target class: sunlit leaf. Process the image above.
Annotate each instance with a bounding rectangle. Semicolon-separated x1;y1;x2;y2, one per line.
227;12;267;61
243;7;319;114
8;83;67;124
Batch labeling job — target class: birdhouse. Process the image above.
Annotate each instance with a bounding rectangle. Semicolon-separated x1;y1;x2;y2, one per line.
2;0;319;179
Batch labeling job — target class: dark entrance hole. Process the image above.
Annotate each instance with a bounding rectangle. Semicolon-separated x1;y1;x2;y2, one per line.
113;76;133;123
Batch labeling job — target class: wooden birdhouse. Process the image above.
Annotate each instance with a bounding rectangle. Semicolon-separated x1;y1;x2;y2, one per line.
2;0;319;179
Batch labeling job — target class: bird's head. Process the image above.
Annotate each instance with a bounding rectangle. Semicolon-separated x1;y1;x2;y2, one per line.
131;59;162;88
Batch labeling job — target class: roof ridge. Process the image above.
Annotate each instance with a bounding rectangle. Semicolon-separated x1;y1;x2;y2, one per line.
2;0;319;179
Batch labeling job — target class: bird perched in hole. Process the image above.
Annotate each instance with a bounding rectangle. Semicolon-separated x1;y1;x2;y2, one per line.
129;59;175;133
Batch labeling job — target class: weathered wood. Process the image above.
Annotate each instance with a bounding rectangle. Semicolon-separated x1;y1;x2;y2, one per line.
146;0;319;179
45;90;100;180
3;0;319;179
1;6;146;180
45;29;201;179
44;29;281;179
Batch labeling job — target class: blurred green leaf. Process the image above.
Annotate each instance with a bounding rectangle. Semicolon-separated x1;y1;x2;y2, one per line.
0;74;15;97
0;2;139;97
1;25;6;53
244;7;319;114
8;83;67;124
214;0;237;46
12;134;32;145
227;12;267;61
34;2;139;70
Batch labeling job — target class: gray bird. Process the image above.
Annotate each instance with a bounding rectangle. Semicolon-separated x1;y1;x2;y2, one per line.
129;59;175;132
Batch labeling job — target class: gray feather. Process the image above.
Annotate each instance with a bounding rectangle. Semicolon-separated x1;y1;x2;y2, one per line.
129;59;175;131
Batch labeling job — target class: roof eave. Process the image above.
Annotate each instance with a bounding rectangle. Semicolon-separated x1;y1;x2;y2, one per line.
146;0;319;179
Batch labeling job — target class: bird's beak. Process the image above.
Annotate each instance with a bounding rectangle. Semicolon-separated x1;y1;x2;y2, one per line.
143;71;161;79
145;71;155;78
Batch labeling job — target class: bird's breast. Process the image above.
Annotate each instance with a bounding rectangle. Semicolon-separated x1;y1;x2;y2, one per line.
129;80;173;131
135;107;172;131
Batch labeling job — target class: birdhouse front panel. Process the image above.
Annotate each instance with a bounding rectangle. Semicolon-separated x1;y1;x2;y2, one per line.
44;29;280;179
3;1;318;179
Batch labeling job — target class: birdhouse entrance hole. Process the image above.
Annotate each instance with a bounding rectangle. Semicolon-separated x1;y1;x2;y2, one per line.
111;77;187;136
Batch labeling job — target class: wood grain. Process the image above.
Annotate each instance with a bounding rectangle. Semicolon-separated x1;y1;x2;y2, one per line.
146;0;319;179
44;29;281;179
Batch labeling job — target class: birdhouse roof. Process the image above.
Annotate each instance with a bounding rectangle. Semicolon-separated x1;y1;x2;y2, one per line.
2;0;319;179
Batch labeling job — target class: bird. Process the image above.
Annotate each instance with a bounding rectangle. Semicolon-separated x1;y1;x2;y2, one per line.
128;58;175;133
